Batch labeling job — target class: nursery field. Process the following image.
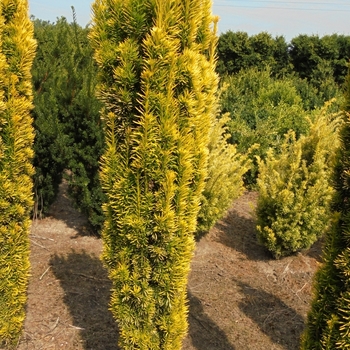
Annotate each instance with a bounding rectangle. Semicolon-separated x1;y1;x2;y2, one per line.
16;181;321;350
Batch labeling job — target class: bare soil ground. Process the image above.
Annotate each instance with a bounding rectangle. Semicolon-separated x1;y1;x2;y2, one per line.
15;182;322;350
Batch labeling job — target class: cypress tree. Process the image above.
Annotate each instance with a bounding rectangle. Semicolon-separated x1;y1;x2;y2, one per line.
89;0;218;348
0;0;36;346
301;67;350;349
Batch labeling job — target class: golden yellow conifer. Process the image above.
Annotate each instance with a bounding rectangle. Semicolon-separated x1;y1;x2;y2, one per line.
256;102;341;258
301;67;350;350
0;0;36;346
90;0;218;348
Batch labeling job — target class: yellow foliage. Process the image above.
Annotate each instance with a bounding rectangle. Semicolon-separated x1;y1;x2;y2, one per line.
0;0;36;347
197;113;251;233
256;102;342;258
90;0;218;349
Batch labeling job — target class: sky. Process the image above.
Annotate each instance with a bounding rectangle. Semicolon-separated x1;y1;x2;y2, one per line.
29;0;350;42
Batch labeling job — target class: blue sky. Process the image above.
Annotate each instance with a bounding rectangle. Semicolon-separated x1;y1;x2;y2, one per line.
29;0;350;42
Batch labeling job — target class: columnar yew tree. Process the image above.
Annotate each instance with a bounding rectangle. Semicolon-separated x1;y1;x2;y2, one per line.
301;70;350;349
90;0;218;349
0;0;36;346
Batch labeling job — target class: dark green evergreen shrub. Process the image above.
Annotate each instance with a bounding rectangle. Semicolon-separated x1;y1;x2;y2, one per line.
216;30;291;77
0;0;36;346
256;102;342;258
220;67;310;186
90;0;219;348
217;31;350;85
32;17;105;229
289;74;333;111
289;34;350;85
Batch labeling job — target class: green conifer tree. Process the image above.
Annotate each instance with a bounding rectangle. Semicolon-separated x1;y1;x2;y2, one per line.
301;68;350;349
89;0;218;348
32;16;105;229
0;0;36;346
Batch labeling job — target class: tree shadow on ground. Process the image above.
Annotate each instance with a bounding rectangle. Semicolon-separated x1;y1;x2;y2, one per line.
214;193;325;263
305;236;324;262
214;206;271;262
47;180;99;236
187;291;235;350
50;251;119;350
236;280;304;350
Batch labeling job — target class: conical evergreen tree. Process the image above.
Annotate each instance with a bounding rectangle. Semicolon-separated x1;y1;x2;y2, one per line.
32;16;105;229
256;102;341;259
90;0;218;348
0;0;36;346
301;67;350;349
